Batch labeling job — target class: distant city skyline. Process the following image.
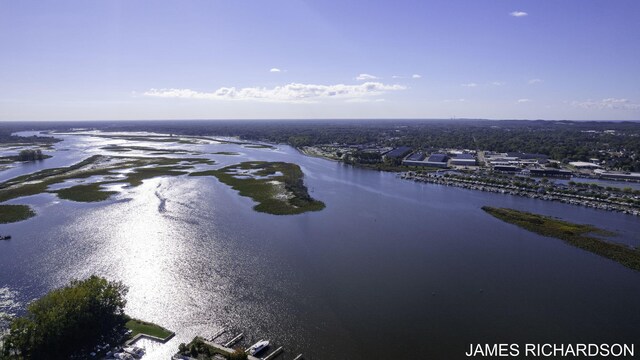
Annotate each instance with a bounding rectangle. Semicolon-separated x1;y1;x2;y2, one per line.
1;0;639;121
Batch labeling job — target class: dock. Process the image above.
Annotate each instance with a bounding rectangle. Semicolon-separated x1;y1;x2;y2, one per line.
203;340;261;360
209;328;226;342
263;346;284;360
224;333;244;348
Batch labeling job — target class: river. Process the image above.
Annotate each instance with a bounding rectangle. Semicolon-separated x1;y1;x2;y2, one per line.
1;131;639;359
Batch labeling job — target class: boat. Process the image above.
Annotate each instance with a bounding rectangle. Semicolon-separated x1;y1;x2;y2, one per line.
0;235;10;240
246;340;269;355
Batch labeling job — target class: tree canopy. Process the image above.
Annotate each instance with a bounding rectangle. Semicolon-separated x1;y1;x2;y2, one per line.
2;276;128;359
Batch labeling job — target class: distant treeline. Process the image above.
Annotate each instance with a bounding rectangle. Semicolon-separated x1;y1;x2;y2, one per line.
2;119;639;171
0;129;60;145
17;149;47;161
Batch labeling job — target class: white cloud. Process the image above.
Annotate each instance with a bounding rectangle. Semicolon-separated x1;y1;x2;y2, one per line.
356;73;379;81
491;81;505;86
269;68;281;73
571;98;640;110
461;83;478;87
517;98;531;103
443;98;466;103
411;74;422;79
510;11;528;17
392;75;402;79
528;78;543;84
144;82;406;103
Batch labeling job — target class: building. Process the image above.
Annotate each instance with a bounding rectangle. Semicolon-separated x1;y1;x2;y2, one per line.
529;168;572;178
569;161;601;169
403;153;449;168
424;154;449;168
405;152;425;161
384;146;412;160
493;165;520;173
450;153;477;166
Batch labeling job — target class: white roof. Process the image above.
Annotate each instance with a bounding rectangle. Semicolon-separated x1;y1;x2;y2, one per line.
569;161;600;167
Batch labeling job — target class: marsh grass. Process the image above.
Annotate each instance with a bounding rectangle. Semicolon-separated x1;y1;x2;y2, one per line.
0;204;36;223
482;206;640;271
192;161;325;215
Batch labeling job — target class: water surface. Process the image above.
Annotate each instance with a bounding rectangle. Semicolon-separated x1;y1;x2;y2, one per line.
1;132;639;359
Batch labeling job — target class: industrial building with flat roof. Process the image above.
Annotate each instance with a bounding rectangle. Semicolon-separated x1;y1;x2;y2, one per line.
450;153;477;166
569;161;601;169
384;146;412;159
402;153;449;168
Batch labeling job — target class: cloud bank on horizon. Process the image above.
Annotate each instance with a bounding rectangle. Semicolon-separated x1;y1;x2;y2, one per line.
1;0;639;120
144;82;406;103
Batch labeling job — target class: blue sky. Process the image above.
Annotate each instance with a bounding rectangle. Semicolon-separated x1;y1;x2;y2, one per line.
1;0;639;121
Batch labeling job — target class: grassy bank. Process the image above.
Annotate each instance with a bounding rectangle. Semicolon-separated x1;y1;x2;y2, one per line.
0;204;36;223
125;318;173;340
192;161;325;215
212;151;240;155
0;155;214;205
243;144;274;149
482;206;640;271
0;154;52;164
55;183;118;202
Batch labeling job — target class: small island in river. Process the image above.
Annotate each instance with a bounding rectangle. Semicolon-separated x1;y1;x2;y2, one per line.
482;206;640;272
192;161;325;215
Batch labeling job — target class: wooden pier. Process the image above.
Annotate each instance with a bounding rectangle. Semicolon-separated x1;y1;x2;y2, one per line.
209;328;226;342
263;346;284;360
224;333;244;348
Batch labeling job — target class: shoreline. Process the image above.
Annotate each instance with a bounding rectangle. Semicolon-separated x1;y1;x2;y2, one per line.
403;172;640;216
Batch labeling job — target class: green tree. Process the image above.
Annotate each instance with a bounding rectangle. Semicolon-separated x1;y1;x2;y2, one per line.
229;348;248;360
2;276;128;359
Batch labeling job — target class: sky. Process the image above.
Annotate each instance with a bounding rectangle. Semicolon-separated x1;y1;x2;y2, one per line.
1;0;639;121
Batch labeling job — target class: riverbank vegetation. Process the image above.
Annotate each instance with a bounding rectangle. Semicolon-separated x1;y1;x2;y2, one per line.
124;318;173;340
1;276;128;359
482;206;640;271
177;337;247;360
0;150;51;164
54;183;118;202
0;155;214;208
192;161;325;215
0;204;35;224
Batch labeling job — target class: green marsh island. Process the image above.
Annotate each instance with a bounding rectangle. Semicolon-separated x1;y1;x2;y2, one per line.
192;161;325;215
0;204;36;224
482;206;640;271
0;154;215;222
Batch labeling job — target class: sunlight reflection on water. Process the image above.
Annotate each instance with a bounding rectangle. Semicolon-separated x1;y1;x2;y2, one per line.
1;132;640;359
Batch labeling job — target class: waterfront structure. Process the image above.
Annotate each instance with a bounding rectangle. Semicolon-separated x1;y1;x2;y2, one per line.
401;152;449;168
529;168;572;178
383;146;412;160
450;153;477;166
485;152;549;166
595;169;640;181
570;161;601;169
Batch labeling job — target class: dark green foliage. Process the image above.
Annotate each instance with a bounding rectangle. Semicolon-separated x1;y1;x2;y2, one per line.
2;276;128;359
17;150;46;161
0;204;36;224
55;183;117;202
193;161;325;215
229;349;248;360
482;206;640;271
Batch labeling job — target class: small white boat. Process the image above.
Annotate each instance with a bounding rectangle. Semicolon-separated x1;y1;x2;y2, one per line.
247;340;269;355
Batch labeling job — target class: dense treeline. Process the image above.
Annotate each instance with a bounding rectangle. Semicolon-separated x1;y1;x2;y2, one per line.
2;119;639;170
0;129;59;145
1;276;128;359
17;150;46;161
